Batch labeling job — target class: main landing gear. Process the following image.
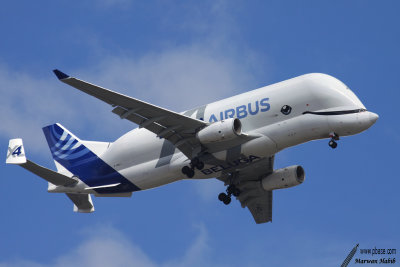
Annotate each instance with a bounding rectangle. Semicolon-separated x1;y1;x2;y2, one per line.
218;185;241;205
181;158;204;178
328;132;339;149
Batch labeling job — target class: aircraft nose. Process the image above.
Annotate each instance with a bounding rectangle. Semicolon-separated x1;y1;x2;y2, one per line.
369;112;379;125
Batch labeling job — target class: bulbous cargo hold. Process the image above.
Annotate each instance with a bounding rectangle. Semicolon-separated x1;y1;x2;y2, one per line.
196;118;242;144
261;165;305;191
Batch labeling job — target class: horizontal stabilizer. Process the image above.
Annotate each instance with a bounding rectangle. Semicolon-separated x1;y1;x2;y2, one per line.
6;138;78;186
21;160;77;186
66;193;94;213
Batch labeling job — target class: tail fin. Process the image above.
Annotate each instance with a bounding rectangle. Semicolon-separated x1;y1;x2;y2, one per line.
6;138;27;164
42;123;140;192
42;123;94;168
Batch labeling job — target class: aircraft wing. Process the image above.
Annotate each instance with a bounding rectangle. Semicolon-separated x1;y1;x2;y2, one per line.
219;156;274;224
245;191;273;224
53;69;207;158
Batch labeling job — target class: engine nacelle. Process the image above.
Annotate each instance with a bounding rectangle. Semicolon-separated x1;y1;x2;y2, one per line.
196;118;242;144
261;165;305;191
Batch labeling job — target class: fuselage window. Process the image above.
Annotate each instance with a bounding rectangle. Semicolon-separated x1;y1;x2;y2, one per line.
281;105;292;115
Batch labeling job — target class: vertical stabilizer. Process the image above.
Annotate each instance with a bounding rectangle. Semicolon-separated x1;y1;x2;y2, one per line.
6;139;27;165
42;123;91;167
42;123;140;193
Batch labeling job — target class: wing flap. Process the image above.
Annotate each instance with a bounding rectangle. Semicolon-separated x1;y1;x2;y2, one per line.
246;191;273;224
236;181;273;224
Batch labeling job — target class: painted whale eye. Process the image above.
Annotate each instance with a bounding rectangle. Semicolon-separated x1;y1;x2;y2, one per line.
281;105;292;115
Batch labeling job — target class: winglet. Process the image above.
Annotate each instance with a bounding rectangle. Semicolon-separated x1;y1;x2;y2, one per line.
53;69;70;80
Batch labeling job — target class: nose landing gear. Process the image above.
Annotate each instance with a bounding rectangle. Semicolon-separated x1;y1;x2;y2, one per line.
328;132;339;149
218;184;241;205
181;157;205;178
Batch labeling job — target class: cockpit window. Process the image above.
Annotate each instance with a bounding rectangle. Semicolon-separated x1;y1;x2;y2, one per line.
281;105;292;115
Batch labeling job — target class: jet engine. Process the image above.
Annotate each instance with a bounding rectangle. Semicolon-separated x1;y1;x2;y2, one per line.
196;118;242;144
261;165;305;191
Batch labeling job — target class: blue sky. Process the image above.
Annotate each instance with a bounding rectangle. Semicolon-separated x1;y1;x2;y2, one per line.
0;1;399;266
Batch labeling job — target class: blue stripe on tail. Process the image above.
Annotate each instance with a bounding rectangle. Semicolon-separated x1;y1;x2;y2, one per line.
43;123;140;193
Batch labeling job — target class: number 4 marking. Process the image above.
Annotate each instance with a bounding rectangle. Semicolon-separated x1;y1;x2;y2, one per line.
12;146;22;156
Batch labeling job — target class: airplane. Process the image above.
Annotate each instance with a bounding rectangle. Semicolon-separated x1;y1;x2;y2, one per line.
6;70;378;223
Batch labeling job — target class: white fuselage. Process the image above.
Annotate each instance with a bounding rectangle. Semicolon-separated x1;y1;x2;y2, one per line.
88;73;377;191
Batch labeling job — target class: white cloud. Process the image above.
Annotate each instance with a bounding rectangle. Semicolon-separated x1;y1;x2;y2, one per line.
0;224;212;267
162;224;210;267
84;44;254;110
0;64;81;153
192;179;225;203
0;223;350;267
54;226;156;267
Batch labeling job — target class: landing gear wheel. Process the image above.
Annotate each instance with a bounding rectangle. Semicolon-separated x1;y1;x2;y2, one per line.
329;140;337;149
218;192;231;205
227;185;241;197
223;195;231;205
182;166;190;175
186;169;195;178
218;192;226;201
182;166;195;178
227;185;234;195
191;157;199;165
195;161;204;170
